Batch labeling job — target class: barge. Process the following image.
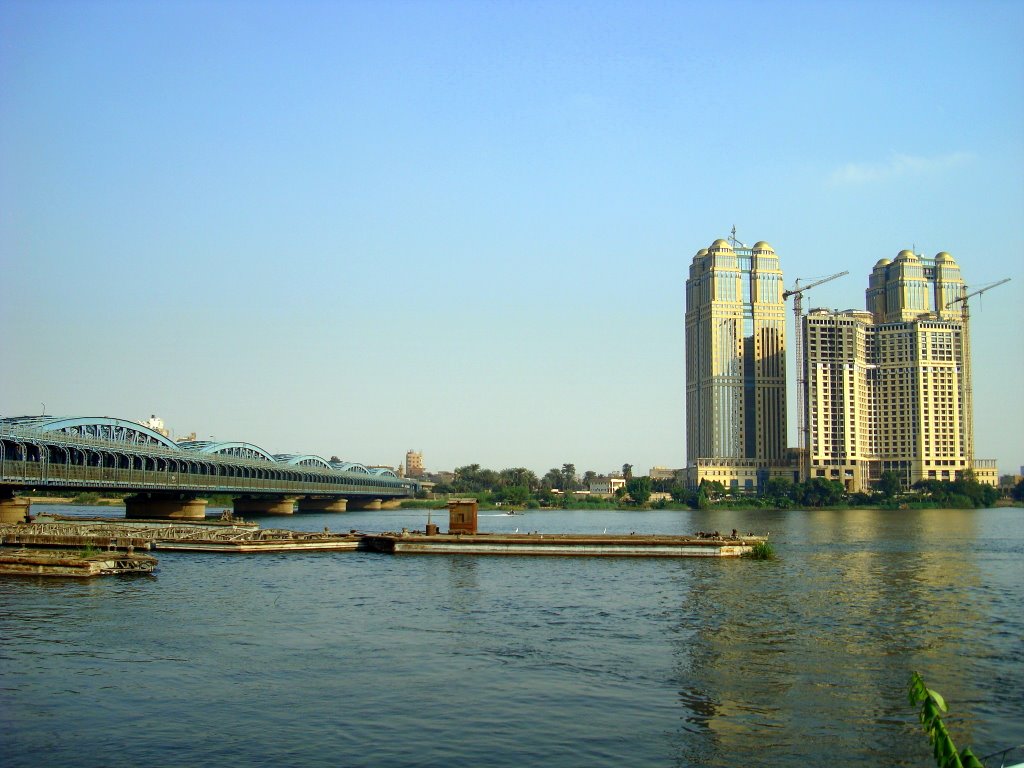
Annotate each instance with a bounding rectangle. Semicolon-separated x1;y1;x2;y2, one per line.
152;532;362;553
2;521;360;554
0;550;157;578
364;531;755;557
362;500;763;558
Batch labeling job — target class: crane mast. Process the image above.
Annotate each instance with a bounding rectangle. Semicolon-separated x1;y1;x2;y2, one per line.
944;278;1010;473
783;270;849;480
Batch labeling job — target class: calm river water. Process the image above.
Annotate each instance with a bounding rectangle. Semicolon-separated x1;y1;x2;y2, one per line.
2;505;1022;767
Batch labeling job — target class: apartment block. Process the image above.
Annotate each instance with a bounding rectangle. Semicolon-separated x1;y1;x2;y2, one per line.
805;250;994;491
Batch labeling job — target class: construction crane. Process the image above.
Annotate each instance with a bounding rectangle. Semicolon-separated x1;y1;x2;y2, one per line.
944;277;1010;472
783;270;849;479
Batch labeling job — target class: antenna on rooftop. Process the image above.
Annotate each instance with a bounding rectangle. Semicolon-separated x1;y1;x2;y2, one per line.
728;225;747;249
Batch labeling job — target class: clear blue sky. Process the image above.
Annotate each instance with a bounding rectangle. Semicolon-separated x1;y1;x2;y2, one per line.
2;0;1022;477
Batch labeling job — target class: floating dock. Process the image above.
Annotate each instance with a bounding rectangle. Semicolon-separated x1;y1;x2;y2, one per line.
151;531;362;553
362;499;762;558
1;520;360;554
0;550;157;578
363;531;755;557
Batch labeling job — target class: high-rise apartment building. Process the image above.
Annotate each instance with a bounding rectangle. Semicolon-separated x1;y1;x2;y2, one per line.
405;449;424;478
804;250;995;491
684;236;793;490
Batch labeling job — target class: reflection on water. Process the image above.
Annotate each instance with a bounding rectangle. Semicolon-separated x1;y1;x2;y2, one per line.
1;506;1021;767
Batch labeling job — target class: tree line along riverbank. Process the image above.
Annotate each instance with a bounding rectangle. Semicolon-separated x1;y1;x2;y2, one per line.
19;472;1022;513
413;465;1020;511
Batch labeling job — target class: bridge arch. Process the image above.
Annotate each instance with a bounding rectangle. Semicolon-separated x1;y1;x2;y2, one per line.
0;416;179;450
274;454;333;470
331;461;370;474
178;440;277;463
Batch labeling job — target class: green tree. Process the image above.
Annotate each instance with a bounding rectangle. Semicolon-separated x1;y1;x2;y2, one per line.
762;477;792;501
561;463;577;491
499;467;538;492
650;475;675;493
498;485;530;505
878;470;902;498
796;478;845;507
542;468;562;491
626;476;652;505
669;483;694;505
1012;478;1024;503
622;463;633;480
699;479;726;500
452;464;499;493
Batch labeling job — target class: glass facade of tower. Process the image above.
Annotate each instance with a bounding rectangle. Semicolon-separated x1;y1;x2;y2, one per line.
685;238;787;467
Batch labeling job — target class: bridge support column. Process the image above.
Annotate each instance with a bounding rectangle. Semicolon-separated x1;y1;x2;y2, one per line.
297;497;348;513
233;496;296;515
125;494;208;520
346;498;382;511
0;491;31;524
380;499;402;510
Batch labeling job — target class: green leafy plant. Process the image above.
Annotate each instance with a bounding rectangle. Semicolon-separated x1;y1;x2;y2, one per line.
908;671;984;768
742;540;775;560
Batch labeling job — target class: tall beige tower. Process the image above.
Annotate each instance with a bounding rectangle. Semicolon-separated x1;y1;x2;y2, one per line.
804;250;985;491
685;236;787;466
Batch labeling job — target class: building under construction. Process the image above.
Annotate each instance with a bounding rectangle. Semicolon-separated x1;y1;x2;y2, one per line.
804;250;1000;492
683;235;1001;493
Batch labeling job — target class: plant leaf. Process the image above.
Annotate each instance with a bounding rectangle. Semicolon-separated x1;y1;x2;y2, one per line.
959;747;984;768
928;688;948;712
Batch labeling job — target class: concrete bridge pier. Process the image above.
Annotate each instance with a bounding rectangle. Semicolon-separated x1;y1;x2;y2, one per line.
0;490;31;524
380;499;402;510
125;493;208;520
346;498;382;511
297;496;348;513
233;496;297;515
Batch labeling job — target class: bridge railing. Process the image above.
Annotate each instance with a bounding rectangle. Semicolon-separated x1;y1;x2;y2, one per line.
0;459;409;497
0;426;415;497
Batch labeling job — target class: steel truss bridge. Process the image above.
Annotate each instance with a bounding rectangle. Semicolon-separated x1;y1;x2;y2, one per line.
0;416;419;521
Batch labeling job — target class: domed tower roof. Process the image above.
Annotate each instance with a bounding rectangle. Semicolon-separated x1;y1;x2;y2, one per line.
874;258;892;268
751;241;775;253
895;249;918;262
934;251;957;264
709;238;732;251
695;248;708;258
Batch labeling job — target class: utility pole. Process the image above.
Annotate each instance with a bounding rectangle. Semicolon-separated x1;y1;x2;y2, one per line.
783;271;848;481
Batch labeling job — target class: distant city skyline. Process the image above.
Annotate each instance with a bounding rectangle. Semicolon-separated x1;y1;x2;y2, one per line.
2;1;1022;475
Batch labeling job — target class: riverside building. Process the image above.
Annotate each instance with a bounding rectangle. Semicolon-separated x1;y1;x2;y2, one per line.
405;450;425;478
804;250;997;492
683;234;797;491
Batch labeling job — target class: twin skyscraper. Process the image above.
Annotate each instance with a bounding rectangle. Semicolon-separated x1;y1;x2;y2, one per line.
683;235;995;493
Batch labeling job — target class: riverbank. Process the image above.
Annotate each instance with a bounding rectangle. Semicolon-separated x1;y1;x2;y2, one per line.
400;497;1024;513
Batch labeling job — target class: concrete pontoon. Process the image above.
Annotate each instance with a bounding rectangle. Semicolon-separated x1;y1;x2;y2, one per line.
364;531;756;557
0;550;157;577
